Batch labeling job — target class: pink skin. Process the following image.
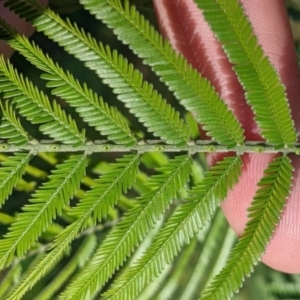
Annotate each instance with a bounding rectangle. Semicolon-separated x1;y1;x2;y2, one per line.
153;0;300;273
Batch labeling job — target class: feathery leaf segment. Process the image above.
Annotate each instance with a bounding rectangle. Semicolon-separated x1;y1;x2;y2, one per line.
0;100;29;146
0;152;30;208
26;4;191;146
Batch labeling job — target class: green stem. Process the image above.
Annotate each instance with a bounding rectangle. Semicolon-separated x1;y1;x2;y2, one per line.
0;140;299;154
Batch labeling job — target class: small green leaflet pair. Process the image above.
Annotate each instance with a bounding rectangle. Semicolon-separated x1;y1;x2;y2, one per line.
0;0;297;300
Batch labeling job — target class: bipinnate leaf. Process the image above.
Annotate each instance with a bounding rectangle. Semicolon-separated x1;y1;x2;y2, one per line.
103;155;242;300
0;154;87;270
201;155;294;300
0;1;298;299
0;153;30;208
79;0;245;148
196;0;297;148
60;155;192;300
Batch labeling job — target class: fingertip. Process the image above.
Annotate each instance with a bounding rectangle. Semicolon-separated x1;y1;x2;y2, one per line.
262;234;300;273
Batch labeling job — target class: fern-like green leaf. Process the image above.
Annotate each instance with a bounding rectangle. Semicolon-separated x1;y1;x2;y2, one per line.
0;154;87;270
0;100;29;146
0;153;30;208
60;155;192;300
6;154;140;300
4;2;191;146
202;155;293;300
0;57;85;145
79;0;245;148
196;0;297;148
103;155;242;300
0;17;137;145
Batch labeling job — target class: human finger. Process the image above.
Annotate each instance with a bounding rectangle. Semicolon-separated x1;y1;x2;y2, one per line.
153;0;300;273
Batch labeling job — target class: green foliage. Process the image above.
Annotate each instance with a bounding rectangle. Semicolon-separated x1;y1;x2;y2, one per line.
61;155;192;300
0;0;299;299
7;33;138;146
